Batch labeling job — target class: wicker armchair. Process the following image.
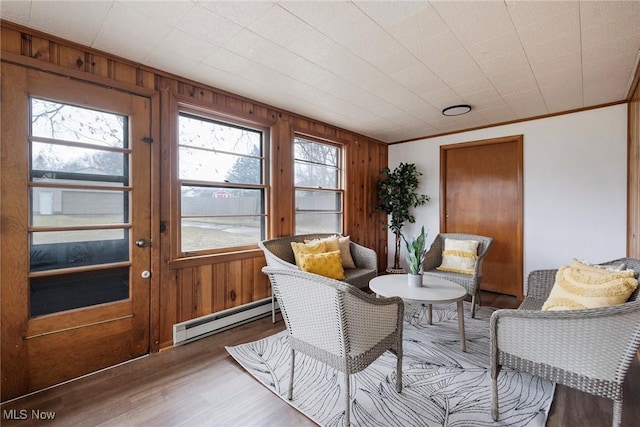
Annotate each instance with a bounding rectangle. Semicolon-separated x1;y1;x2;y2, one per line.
490;257;640;427
261;267;404;427
422;233;493;318
259;234;378;322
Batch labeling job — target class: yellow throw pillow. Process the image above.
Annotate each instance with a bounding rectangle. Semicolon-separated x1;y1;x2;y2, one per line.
297;250;345;280
541;262;638;311
291;240;327;266
436;239;479;275
304;235;357;269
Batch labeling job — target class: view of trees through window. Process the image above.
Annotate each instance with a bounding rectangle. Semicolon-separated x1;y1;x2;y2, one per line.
30;98;129;250
294;136;343;234
31;99;126;177
29;98;130;316
30;103;345;257
178;113;266;253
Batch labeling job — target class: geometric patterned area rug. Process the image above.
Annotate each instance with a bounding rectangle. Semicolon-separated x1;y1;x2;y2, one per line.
226;302;555;426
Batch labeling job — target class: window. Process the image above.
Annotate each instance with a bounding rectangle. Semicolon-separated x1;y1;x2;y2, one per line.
294;136;343;234
29;98;130;316
178;112;267;254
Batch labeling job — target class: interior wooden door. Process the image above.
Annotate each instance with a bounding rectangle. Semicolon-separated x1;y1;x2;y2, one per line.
440;135;523;298
1;65;152;400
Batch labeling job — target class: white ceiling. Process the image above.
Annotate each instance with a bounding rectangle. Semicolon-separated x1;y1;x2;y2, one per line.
2;1;640;143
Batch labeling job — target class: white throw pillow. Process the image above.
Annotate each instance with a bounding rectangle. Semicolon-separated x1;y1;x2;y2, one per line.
436;239;479;275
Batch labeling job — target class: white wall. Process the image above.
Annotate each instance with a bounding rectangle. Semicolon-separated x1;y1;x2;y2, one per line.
389;104;628;287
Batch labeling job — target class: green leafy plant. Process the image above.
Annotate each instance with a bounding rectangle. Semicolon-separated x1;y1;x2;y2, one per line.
402;226;428;274
377;163;430;271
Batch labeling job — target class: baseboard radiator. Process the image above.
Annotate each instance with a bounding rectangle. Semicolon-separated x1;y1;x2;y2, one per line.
173;297;276;346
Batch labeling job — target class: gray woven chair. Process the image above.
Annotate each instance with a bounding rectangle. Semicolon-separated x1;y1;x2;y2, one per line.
422;233;493;318
259;234;378;322
261;267;404;427
490;257;640;427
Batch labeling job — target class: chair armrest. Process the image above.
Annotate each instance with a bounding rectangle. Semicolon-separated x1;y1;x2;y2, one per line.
343;291;404;353
490;303;640;382
526;269;558;299
472;247;491;279
262;249;298;270
350;242;377;271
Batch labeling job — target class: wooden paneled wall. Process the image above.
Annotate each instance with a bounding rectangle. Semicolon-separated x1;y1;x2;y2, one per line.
1;22;389;352
629;75;640;259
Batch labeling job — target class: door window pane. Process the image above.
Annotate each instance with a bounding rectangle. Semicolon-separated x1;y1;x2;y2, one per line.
29;97;131;315
31;98;125;148
30;268;129;317
32;142;127;178
30;188;126;226
31;231;128;271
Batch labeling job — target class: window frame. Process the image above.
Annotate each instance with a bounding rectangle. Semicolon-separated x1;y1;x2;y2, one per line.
25;94;140;316
293;134;345;235
175;106;269;258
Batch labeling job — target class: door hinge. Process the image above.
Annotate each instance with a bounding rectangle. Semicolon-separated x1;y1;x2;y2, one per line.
142;137;153;144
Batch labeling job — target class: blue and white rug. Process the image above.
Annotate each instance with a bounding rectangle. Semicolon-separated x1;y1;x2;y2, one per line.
226;302;554;426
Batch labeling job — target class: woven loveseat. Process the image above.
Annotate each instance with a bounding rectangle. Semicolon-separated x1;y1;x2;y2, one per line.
490;257;640;427
259;234;378;322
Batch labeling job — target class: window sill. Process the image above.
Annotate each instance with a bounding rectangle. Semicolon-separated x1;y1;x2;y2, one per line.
167;248;264;269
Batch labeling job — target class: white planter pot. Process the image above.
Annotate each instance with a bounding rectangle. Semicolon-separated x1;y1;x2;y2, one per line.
407;273;423;287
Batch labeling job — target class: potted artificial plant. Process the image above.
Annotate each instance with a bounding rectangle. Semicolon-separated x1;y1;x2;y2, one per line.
377;162;430;273
403;226;428;287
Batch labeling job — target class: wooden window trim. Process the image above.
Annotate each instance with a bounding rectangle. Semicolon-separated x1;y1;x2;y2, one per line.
168;98;270;262
292;133;346;234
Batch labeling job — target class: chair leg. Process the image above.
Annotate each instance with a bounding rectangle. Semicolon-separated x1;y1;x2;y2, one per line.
344;373;351;426
272;294;276;323
491;365;501;421
288;349;295;401
612;399;623;427
396;346;403;393
471;292;477;318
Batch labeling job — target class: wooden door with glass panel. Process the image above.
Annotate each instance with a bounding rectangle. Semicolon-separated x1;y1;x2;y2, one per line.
0;67;151;400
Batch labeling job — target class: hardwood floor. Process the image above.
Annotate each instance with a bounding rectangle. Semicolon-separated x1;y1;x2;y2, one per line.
2;291;638;426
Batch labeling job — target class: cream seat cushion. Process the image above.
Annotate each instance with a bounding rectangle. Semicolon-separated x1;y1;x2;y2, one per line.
541;260;638;311
436;239;479;275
